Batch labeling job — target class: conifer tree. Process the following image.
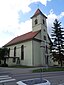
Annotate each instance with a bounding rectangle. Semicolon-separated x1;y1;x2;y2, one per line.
51;19;64;66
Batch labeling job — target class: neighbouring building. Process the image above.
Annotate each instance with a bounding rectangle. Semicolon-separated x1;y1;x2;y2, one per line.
3;9;54;66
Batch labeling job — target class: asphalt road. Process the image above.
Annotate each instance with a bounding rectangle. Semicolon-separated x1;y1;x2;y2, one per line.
0;67;64;85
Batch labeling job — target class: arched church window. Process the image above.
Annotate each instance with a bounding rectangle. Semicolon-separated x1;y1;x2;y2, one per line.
43;29;46;32
45;45;48;54
8;48;10;57
44;35;46;40
43;19;45;25
35;19;38;25
21;45;24;60
13;47;16;62
14;47;16;57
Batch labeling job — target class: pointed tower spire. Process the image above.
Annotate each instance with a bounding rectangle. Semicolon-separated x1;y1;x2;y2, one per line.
31;8;47;32
31;9;47;19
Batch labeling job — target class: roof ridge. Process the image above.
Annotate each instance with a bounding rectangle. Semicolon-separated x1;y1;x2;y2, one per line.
15;31;32;38
14;30;40;38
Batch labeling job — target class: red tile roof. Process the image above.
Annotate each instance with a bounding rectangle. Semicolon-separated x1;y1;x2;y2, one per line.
4;31;40;46
31;9;47;18
34;8;43;15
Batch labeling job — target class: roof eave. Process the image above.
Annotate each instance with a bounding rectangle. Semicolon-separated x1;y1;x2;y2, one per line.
31;11;47;19
4;38;33;47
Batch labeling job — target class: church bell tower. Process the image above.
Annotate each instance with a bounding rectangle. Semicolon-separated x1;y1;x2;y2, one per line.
31;8;47;32
31;9;49;66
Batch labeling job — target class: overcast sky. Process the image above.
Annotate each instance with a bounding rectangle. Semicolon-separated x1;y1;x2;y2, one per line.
0;0;64;47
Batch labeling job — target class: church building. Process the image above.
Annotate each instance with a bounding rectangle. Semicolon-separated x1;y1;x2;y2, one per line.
4;9;53;66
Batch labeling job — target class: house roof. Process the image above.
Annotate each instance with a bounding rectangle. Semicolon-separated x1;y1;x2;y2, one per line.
4;31;40;47
31;8;47;19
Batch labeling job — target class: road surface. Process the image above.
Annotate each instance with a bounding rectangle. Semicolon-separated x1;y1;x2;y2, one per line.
0;67;64;85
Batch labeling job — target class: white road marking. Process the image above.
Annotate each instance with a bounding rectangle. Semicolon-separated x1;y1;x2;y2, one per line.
0;75;16;84
0;75;9;78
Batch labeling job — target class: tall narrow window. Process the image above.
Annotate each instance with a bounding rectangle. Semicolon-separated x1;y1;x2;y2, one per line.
46;45;48;54
44;35;46;40
8;48;10;57
14;47;16;57
21;45;24;60
13;47;16;62
43;19;45;25
35;19;38;25
43;29;46;32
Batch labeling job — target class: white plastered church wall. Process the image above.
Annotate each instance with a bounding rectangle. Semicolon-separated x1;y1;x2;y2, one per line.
7;40;33;66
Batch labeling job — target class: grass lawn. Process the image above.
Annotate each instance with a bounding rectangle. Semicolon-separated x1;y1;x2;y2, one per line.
8;65;64;72
9;65;35;68
32;67;64;73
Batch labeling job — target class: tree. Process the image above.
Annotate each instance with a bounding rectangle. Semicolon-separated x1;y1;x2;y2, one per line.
0;47;9;65
51;19;64;66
